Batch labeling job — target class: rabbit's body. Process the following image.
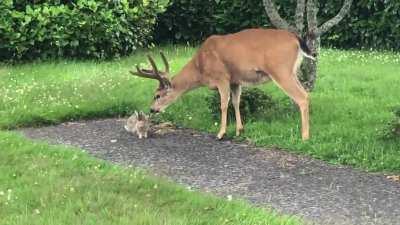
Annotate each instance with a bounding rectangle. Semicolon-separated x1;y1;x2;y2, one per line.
125;111;150;139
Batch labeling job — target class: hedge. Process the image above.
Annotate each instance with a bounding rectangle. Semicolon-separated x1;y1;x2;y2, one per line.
0;0;165;61
155;0;400;51
154;0;268;44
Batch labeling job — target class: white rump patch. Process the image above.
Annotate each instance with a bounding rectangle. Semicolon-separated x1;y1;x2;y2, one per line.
293;50;304;75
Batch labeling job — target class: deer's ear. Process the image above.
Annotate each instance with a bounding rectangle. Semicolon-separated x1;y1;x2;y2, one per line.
164;82;173;92
158;78;171;90
163;77;172;88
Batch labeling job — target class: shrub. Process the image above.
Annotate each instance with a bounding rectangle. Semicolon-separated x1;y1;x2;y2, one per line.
380;107;400;140
206;88;275;122
0;0;165;61
155;0;400;51
321;1;400;50
154;0;272;43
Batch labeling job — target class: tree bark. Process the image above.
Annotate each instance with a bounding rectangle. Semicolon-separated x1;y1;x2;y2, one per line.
318;0;353;36
263;0;296;32
306;0;318;38
301;0;319;91
294;0;306;34
302;37;320;91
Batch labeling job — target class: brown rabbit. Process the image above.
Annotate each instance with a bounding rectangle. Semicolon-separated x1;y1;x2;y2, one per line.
124;111;150;139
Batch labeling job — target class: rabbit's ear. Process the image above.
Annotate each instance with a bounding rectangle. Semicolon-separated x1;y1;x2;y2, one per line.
137;111;144;120
134;111;139;117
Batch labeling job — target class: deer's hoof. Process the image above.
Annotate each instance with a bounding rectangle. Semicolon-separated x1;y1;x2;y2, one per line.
236;127;244;136
217;132;225;140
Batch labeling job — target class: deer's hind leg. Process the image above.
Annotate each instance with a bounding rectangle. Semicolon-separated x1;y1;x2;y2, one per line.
231;84;244;136
217;82;231;140
271;70;310;140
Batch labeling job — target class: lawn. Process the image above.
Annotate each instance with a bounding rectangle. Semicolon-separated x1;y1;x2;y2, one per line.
0;131;301;225
1;46;399;172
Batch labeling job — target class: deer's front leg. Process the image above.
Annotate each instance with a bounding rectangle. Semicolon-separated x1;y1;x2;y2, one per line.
217;84;230;140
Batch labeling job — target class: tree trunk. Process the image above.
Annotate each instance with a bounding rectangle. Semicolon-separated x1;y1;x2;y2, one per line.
299;36;320;91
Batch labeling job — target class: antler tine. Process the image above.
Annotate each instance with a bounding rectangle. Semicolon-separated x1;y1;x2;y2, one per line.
129;65;160;80
146;55;160;75
160;52;170;73
129;55;170;89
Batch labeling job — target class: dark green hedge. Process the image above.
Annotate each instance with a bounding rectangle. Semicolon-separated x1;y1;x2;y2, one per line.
322;1;400;50
0;0;164;61
155;0;400;50
154;0;269;43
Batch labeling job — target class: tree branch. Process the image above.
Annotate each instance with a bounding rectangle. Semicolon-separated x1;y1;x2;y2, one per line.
317;0;353;36
294;0;306;34
263;0;295;31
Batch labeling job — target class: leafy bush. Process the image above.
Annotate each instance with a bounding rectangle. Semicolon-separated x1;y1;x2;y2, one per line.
154;0;273;43
380;107;400;140
154;0;215;43
206;88;275;122
155;0;400;51
321;1;400;50
0;0;165;61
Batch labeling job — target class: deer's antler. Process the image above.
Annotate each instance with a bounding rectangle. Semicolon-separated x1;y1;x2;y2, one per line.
130;54;171;89
160;52;170;73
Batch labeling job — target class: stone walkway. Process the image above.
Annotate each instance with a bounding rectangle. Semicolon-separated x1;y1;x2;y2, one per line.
21;118;400;225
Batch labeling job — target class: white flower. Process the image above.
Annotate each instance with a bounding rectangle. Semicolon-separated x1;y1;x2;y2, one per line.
7;189;12;201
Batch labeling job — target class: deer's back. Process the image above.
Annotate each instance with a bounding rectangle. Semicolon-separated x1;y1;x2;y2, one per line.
196;29;300;86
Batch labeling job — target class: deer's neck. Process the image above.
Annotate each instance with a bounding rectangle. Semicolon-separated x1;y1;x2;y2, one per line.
171;60;201;94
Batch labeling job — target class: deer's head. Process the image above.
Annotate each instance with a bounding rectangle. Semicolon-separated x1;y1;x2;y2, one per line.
130;52;179;113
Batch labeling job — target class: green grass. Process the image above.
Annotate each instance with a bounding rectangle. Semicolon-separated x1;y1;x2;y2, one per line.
0;46;399;173
0;131;301;225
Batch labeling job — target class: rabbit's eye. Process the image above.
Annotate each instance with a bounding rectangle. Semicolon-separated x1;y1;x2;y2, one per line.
154;95;161;100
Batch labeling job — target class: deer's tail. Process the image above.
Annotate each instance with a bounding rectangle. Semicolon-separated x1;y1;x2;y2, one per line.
296;35;315;61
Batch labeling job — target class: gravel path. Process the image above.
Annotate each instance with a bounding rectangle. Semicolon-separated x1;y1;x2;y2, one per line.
21;118;400;225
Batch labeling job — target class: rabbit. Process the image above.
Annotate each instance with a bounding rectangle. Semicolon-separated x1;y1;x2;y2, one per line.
124;111;150;139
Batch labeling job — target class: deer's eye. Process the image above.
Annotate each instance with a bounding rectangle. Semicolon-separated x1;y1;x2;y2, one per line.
154;95;161;100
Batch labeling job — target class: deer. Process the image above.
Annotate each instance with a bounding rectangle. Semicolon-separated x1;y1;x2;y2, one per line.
129;28;314;140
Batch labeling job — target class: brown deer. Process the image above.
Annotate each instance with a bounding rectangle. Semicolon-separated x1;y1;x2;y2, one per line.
130;29;314;140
